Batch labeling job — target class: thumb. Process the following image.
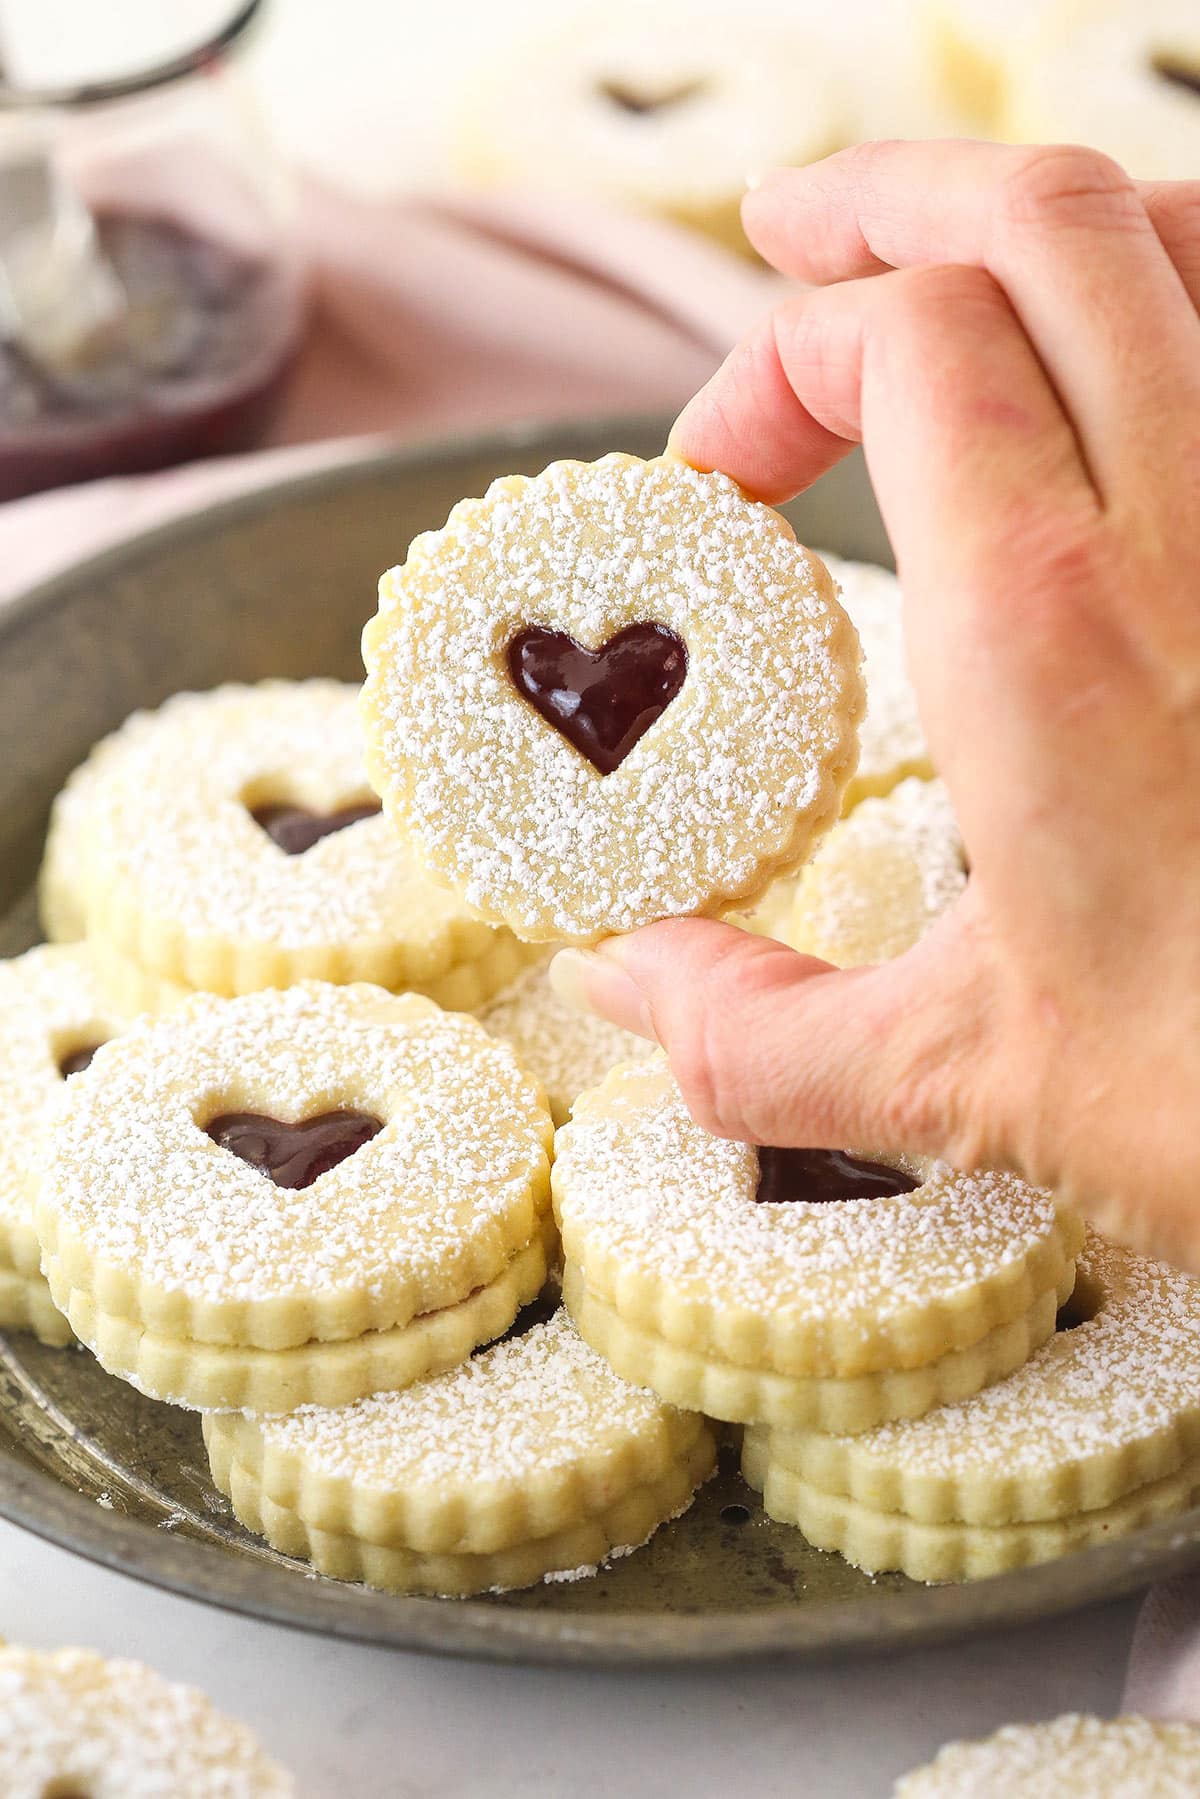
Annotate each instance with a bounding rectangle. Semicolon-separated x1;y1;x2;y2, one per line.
549;915;997;1167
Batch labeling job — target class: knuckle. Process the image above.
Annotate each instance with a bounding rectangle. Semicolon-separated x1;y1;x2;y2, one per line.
996;144;1142;233
1143;180;1200;244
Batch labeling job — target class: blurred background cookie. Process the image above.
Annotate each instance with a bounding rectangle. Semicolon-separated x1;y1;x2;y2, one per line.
455;4;848;257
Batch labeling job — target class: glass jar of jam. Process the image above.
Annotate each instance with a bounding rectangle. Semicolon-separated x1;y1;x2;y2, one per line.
0;0;303;499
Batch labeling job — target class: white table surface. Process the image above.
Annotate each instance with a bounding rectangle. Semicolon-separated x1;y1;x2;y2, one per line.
0;3;1153;1791
0;1517;1140;1796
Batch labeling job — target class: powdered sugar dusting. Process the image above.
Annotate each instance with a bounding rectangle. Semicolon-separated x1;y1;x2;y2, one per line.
822;1230;1200;1473
85;680;488;952
0;1646;293;1796
792;777;966;968
362;456;863;940
896;1712;1200;1797
554;1060;1065;1320
819;554;931;802
41;983;550;1312
479;964;655;1122
257;1310;682;1487
0;945;128;1248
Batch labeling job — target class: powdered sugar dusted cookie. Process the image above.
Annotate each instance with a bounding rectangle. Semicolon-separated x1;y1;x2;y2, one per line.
204;1306;715;1595
0;1645;293;1796
455;5;846;257
69;680;537;1004
553;1058;1082;1429
925;0;1069;128
361;455;863;945
749;1229;1200;1581
819;555;932;809
894;1714;1200;1796
1006;1;1200;182
0;944;130;1345
479;963;655;1125
37;982;555;1411
788;778;966;968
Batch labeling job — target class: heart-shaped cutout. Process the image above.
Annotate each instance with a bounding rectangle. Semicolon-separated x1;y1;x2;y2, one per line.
205;1109;383;1190
251;800;381;856
755;1147;919;1205
506;621;687;775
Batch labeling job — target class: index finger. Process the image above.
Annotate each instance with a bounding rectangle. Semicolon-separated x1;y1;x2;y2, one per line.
740;140;1200;498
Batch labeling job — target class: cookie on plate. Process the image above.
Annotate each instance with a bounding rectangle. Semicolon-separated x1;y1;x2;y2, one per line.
51;680;539;1009
0;1644;293;1796
455;5;846;257
205;1305;715;1596
788;777;966;968
478;963;655;1127
0;944;131;1345
745;1229;1200;1581
36;982;555;1412
361;454;863;945
894;1712;1200;1795
553;1058;1082;1431
732;554;932;943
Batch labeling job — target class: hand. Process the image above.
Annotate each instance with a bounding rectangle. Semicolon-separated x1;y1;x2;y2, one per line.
550;139;1200;1272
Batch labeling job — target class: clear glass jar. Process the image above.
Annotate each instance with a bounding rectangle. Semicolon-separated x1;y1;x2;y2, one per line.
0;0;303;499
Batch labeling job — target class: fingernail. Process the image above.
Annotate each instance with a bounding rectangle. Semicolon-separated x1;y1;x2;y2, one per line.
548;947;657;1040
745;168;765;191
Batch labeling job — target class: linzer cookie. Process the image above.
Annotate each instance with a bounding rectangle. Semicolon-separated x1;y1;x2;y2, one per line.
1005;0;1200;182
553;1059;1081;1430
360;455;864;945
479;964;655;1126
788;778;966;968
204;1306;715;1596
820;555;932;811
0;1645;294;1796
894;1714;1200;1796
36;982;555;1412
67;679;538;1005
729;553;931;942
39;708;156;943
746;1230;1200;1582
454;7;845;257
924;0;1061;128
0;945;131;1346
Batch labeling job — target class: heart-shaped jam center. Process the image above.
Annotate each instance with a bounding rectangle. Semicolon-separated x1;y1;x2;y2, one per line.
205;1110;383;1190
506;622;687;775
755;1146;920;1205
57;1041;104;1078
1154;55;1200;97
598;78;706;115
250;800;381;855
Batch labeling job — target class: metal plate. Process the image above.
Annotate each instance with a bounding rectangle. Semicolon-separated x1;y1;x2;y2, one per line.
1;415;1196;1664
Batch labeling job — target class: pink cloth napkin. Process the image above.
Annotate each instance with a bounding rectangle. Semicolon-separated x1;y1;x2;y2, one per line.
0;181;779;601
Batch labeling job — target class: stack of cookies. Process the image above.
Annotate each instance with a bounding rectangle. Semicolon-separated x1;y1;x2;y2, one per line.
7;451;1200;1599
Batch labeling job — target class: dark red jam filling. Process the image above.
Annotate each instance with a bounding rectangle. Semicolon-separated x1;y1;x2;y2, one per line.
250;799;381;855
754;1146;920;1205
204;1110;383;1190
506;621;687;775
0;212;297;502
